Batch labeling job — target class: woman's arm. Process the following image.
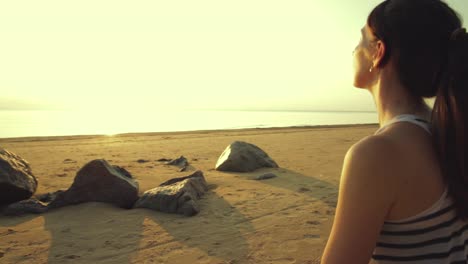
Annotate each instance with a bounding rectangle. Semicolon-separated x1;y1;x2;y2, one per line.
321;135;400;264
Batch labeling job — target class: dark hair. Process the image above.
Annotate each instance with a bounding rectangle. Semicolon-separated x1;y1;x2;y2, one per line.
368;0;468;219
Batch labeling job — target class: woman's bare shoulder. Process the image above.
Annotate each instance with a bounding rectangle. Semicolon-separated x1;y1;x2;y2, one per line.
344;134;409;188
321;134;404;263
347;134;402;163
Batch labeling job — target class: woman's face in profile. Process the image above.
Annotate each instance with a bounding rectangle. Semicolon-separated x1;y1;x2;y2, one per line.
353;25;377;89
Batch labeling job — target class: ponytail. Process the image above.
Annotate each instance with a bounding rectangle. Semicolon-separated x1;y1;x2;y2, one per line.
432;28;468;219
367;0;467;219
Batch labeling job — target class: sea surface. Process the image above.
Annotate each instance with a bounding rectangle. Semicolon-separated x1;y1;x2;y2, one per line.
0;110;378;138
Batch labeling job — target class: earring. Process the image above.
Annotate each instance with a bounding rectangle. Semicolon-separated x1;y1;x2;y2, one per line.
369;65;374;72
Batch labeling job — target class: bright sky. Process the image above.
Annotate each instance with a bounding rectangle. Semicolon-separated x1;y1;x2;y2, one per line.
1;0;467;112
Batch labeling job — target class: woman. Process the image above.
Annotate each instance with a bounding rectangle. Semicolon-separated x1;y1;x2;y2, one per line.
321;0;467;263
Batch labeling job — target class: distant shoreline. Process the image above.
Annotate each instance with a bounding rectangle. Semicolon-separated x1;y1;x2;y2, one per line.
0;123;379;143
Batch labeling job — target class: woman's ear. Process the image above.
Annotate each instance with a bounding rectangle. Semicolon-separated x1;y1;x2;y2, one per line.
373;40;386;68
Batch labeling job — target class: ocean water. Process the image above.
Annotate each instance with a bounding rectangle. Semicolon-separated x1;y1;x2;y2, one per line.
0;110;378;138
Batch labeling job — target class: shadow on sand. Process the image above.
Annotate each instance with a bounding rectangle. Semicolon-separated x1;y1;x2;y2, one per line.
0;191;254;263
136;190;255;263
0;165;335;263
0;203;145;264
224;167;339;209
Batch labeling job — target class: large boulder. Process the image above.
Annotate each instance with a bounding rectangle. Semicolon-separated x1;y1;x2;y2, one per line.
0;148;38;205
133;171;207;216
215;141;279;172
49;159;139;209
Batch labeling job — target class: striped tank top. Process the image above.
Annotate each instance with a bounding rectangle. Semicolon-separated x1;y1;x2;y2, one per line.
371;114;468;263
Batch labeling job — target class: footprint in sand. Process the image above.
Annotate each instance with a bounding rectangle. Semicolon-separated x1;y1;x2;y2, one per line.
298;187;312;193
1;229;16;235
304;234;321;239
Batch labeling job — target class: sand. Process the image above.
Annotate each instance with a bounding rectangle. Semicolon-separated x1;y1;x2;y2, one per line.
0;124;378;264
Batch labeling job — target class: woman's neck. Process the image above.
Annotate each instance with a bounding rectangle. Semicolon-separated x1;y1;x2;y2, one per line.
368;69;431;127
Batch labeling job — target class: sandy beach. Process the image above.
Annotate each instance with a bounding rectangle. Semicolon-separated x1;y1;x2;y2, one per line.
0;124;378;264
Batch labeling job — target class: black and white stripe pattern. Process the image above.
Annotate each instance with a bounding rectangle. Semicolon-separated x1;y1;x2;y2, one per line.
371;193;468;263
371;115;467;262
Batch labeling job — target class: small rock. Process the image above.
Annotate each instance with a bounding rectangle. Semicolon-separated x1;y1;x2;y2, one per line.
36;190;64;203
156;158;172;162
1;198;48;216
166;156;189;168
136;159;149;163
36;190;65;203
254;173;277;180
